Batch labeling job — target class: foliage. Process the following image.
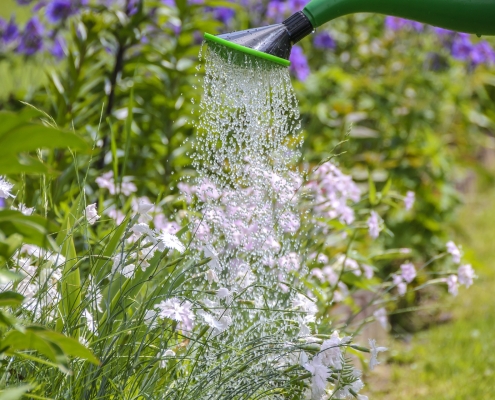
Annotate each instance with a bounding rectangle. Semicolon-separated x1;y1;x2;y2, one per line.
0;0;489;398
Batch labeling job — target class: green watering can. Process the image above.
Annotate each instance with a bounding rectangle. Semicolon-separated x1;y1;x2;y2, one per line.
204;0;495;67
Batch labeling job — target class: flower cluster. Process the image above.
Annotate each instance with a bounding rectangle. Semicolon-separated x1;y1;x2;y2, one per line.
307;162;361;226
385;16;495;68
444;241;475;296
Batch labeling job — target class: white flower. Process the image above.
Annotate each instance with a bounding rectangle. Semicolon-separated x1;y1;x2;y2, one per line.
404;191;415;211
85;203;100;225
83;309;98;336
298;314;315;337
136;199;154;222
205;269;219;284
112;254;136;278
333;369;364;399
369;338;387;370
203;245;220;270
155;298;195;331
392;274;407;296
458;264;475;288
400;262;416;283
367;211;381;239
446;241;462;264
121;263;136;278
319;332;345;370
216;287;231;299
446;274;459;296
200;312;232;334
11;203;34;215
159;349;176;368
96;171;137;195
131;223;154;238
373;308;388;330
0;176;14;199
156;230;185;253
303;356;330;400
293;293;317;316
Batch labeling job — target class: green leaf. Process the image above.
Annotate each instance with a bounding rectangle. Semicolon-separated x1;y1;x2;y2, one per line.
0;291;24;307
31;328;99;365
0;110;88;175
0;384;34;400
0;211;58;249
368;172;377;205
381;178;392;197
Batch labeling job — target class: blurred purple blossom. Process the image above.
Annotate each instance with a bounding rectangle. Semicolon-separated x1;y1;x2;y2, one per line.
286;0;308;14
46;0;77;23
51;35;66;59
289;45;309;81
17;17;44;55
433;27;454;36
212;7;235;25
161;0;175;6
313;31;335;50
385;16;423;32
471;41;495;65
451;33;473;62
0;17;20;44
127;0;139;15
267;1;287;23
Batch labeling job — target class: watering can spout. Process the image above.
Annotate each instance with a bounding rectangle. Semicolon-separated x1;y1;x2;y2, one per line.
204;0;495;67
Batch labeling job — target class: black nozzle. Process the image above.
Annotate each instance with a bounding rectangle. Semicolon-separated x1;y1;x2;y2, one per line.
212;11;315;64
283;11;314;44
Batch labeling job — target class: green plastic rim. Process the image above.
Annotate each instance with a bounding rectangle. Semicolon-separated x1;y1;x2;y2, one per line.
203;32;291;68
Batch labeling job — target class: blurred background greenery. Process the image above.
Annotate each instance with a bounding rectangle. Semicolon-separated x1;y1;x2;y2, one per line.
1;0;495;398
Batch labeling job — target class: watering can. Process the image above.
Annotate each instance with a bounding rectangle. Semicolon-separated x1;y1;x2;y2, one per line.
204;0;495;67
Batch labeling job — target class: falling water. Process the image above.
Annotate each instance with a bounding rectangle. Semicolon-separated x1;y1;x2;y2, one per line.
189;42;306;288
176;42;313;398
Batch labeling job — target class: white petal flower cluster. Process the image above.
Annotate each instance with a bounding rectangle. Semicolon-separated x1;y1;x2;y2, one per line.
404;190;415;211
368;338;387;370
307;162;361;225
301;332;368;400
95;170;137;196
444;241;475;296
0;176;14;199
446;241;462;264
8;249;64;320
85;203;100;225
155;297;195;332
11;203;35;215
367;211;381;239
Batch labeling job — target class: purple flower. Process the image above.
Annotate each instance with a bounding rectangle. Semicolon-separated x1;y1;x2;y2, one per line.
46;0;76;23
286;0;308;14
162;0;175;6
385;16;423;32
17;17;44;55
0;17;19;44
471;41;495;65
267;0;287;23
433;26;454;36
451;33;473;62
127;0;139;15
289;45;310;81
313;31;335;50
51;35;66;59
212;7;235;25
384;16;407;31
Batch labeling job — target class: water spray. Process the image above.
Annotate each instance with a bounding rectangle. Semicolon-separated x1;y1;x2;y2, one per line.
204;0;495;67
